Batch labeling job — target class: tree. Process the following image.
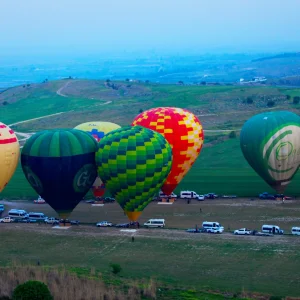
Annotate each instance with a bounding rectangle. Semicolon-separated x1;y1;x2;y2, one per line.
177;81;184;85
267;100;275;107
293;96;300;104
229;131;237;138
246;97;253;104
110;263;122;275
106;79;111;83
200;81;206;85
286;95;291;100
125;78;129;82
139;109;143;113
3;101;8;105
145;80;150;83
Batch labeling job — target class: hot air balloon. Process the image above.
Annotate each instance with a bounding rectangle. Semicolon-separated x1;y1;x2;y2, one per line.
132;107;204;195
240;111;300;193
0;122;19;192
96;126;172;221
21;129;98;220
74;122;121;198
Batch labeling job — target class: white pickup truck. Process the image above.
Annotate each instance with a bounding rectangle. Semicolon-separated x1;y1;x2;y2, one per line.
0;217;15;223
234;228;252;235
44;217;59;225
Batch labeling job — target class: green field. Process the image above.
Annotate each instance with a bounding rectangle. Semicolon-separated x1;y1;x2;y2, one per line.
3;138;300;199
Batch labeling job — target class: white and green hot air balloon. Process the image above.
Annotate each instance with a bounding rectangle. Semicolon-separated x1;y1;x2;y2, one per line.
240;111;300;193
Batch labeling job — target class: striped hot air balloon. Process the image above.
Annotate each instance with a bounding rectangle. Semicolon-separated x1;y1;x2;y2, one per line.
241;111;300;193
96;126;172;222
74;121;121;198
132;107;204;195
21;129;98;220
0;122;19;192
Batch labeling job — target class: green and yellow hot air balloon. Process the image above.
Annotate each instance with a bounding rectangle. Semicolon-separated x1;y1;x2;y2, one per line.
240;111;300;193
21;129;98;220
96;125;172;221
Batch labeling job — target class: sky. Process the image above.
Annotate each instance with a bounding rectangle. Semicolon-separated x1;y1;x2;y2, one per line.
1;0;300;56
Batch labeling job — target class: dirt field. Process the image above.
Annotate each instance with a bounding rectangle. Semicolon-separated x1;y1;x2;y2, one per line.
1;198;299;232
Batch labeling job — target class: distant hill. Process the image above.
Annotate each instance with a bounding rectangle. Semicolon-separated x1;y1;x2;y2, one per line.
252;52;300;62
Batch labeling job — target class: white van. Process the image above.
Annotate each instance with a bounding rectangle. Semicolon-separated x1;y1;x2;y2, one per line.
144;219;165;228
202;221;224;233
262;225;284;235
291;227;300;235
28;212;47;221
159;191;177;198
8;209;28;219
180;191;204;200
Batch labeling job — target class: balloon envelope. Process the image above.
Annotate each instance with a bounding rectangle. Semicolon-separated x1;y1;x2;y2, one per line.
96;125;172;221
240;111;300;193
0;122;19;192
21;129;98;218
132;107;204;195
74;121;121;198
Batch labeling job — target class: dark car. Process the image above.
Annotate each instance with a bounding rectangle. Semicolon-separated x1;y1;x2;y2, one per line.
104;197;115;203
115;223;130;228
259;192;275;200
204;193;218;199
70;220;80;225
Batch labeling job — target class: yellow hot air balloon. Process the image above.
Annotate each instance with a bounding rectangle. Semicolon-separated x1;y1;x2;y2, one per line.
74;122;121;198
0;122;20;192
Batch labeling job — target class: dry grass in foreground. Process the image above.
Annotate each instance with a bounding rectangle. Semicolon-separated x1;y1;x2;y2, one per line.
0;265;157;300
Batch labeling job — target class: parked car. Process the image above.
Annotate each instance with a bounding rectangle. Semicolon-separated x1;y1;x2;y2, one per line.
104;197;115;203
262;224;284;234
15;217;37;223
85;200;95;204
259;192;275;200
115;223;130;228
44;217;59;225
0;217;15;223
0;204;4;212
291;227;300;235
159;191;177;198
204;193;218;199
96;221;113;227
274;194;293;200
180;191;204;200
234;228;252;235
33;196;46;204
70;220;80;225
202;221;224;233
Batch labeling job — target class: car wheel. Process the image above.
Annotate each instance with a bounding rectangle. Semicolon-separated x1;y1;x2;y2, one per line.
234;232;238;235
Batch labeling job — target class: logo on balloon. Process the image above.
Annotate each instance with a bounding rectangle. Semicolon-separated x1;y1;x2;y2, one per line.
73;164;97;193
263;125;300;181
23;166;43;194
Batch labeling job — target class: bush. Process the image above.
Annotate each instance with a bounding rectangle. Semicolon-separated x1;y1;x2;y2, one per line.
267;100;275;107
293;96;300;104
110;263;122;275
2;101;8;106
229;131;237;138
286;94;291;100
0;296;12;300
246;97;253;104
12;280;53;300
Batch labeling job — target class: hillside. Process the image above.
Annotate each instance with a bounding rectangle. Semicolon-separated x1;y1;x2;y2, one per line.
1;79;300;132
1;79;300;198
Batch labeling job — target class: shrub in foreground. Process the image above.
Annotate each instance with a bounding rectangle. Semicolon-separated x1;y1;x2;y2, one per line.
12;280;52;300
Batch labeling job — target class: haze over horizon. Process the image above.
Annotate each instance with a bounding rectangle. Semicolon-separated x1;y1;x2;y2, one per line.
1;0;300;58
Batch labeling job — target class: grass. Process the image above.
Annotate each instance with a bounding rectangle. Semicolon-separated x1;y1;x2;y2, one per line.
0;224;299;298
3;138;300;199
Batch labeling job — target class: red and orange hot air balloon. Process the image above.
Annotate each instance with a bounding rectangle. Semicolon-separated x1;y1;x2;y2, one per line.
132;107;204;195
